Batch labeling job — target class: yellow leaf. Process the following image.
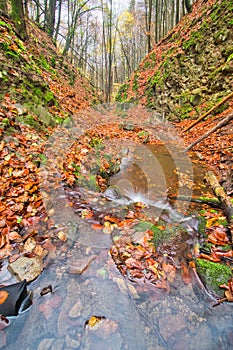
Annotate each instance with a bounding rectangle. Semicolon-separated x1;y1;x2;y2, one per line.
88;316;101;327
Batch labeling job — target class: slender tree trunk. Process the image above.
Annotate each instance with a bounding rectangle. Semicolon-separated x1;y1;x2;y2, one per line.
145;0;152;53
184;0;192;13
24;0;29;18
176;0;180;24
48;0;56;36
54;0;62;42
154;0;159;43
11;0;28;40
107;0;113;102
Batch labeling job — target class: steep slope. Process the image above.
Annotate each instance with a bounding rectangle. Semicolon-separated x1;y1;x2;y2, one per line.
0;15;97;125
0;15;98;259
116;0;233;121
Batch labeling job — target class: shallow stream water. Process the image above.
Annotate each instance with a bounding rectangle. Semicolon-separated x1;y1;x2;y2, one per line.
2;144;233;350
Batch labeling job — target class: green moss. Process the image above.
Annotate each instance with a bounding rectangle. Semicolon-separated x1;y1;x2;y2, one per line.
149;71;162;86
115;83;130;102
143;55;156;69
134;220;185;247
16;114;46;132
0;21;12;28
132;73;139;91
227;53;233;62
197;215;207;236
196;258;232;296
44;91;54;103
183;30;204;50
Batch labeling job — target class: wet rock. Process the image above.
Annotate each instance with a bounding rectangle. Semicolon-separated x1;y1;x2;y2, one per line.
68;255;96;274
8;256;43;282
38;338;54;350
103;186;124;201
69;300;82;318
24;237;37;253
173;323;212;350
58;279;82;336
159;314;187;341
121;122;135;131
195;258;232;297
13;103;27;116
65;334;81;349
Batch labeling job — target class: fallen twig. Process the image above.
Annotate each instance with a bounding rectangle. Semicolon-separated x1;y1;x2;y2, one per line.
183;113;233;152
168;194;223;206
206;171;233;242
183;91;233;132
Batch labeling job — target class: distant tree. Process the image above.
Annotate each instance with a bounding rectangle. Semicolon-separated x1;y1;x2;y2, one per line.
144;0;153;53
184;0;192;13
47;0;56;36
11;0;28;40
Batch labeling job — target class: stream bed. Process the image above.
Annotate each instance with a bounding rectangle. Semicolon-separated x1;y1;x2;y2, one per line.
1;144;233;350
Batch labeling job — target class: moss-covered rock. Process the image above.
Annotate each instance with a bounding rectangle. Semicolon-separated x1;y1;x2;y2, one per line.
195;258;232;297
134;220;187;247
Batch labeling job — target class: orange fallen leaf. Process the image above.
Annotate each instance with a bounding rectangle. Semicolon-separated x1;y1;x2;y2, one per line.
207;228;229;245
0;290;9;305
104;215;119;223
225;290;233;302
199;253;221;262
181;263;191;285
91;223;103;230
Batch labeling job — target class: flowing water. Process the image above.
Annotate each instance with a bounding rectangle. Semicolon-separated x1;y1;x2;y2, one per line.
1;144;233;350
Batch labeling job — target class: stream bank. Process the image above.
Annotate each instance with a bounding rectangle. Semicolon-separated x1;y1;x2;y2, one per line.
0;103;232;349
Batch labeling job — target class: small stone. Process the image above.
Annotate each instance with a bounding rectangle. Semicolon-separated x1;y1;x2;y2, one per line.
8;256;43;282
24;237;36;253
68;255;96;274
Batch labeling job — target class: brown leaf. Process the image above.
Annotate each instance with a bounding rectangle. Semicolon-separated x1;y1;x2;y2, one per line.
225;290;233;302
8;231;21;241
207;227;229;245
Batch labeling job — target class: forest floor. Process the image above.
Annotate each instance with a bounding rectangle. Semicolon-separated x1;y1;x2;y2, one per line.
0;92;233;307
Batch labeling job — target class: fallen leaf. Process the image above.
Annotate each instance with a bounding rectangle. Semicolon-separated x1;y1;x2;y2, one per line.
91;223;103;230
0;291;9;305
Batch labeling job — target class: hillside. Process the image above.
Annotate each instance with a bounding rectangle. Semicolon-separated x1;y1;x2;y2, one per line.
116;0;233;121
0;15;98;258
0;15;97;124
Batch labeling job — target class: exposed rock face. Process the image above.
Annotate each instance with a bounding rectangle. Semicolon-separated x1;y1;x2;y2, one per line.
116;0;233;121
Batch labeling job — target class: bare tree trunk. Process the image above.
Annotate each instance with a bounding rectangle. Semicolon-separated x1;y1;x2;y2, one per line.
107;0;113;102
48;0;56;36
145;0;153;53
176;0;179;24
54;0;62;42
11;0;28;40
184;0;192;13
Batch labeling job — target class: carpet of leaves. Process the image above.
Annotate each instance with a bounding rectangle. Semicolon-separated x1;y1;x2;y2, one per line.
0;96;232;302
